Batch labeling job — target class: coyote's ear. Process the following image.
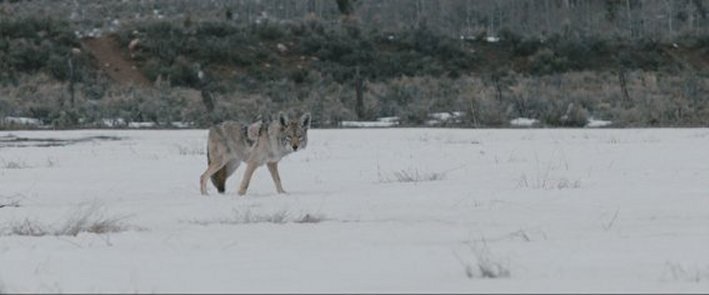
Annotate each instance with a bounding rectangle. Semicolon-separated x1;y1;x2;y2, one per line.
279;112;288;127
300;113;311;129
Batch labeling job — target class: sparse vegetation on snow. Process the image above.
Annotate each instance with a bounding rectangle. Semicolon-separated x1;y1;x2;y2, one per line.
4;203;133;237
187;208;326;226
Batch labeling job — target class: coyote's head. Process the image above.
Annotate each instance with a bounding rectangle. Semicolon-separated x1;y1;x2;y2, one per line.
277;112;310;152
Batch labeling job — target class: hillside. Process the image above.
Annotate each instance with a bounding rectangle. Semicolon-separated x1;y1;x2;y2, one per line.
82;37;151;87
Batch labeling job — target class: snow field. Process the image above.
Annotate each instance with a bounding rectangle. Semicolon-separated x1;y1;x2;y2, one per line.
0;128;708;292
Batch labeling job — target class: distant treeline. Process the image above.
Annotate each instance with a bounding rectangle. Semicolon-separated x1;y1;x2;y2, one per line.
1;0;709;129
5;0;709;41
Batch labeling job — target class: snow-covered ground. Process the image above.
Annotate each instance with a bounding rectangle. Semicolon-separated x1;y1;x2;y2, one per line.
510;117;540;127
587;117;613;128
2;117;43;127
1;128;708;293
340;117;400;128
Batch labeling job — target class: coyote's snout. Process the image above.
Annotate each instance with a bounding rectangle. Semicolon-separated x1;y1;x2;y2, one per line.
199;112;311;196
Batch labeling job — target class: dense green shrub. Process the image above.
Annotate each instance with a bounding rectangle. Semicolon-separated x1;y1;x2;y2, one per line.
0;17;92;85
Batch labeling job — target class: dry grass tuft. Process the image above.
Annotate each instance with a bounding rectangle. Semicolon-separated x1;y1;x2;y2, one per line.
456;241;511;279
378;167;446;184
6;203;132;237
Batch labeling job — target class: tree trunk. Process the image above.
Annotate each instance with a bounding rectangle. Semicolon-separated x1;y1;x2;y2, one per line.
201;89;215;113
68;56;75;108
355;66;365;120
618;67;631;107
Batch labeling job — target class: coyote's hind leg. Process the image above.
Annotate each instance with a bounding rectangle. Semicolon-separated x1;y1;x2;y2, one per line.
210;166;227;194
201;160;226;195
210;160;240;194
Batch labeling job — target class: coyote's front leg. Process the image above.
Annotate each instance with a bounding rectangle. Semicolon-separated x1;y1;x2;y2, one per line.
267;162;286;194
238;162;259;196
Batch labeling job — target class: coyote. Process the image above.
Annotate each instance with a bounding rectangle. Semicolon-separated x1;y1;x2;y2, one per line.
199;112;310;196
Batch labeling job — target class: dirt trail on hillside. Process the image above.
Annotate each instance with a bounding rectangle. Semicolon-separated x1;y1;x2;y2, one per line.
83;36;151;87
